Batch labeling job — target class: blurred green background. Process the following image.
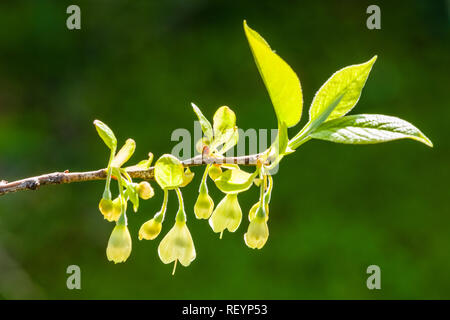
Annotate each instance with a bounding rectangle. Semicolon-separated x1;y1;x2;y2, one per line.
0;0;448;299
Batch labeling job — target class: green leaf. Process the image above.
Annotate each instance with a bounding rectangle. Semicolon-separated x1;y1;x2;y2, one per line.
213;106;236;137
268;120;289;165
214;168;258;194
244;20;303;128
191;103;213;141
288;94;344;150
276;121;288;156
309;56;377;123
125;153;154;170
111;138;136;168
310;114;433;147
217;128;239;154
154;154;184;189
93;120;117;150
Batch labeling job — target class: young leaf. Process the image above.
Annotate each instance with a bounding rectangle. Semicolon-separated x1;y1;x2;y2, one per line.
310;114;433;147
243;20;302;128
288;94;344;150
309;56;377;123
213;106;236;137
154;154;185;190
268;120;289;163
217;128;239;154
191;103;213;141
214;168;258;194
111;138;136;168
93;120;117;150
125;153;154;170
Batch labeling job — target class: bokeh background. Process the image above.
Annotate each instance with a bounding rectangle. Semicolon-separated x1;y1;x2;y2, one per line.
0;0;448;299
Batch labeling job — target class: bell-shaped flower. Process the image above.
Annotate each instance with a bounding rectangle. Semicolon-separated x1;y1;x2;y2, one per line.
208;165;222;181
158;221;196;274
98;198;114;219
209;193;242;238
102;196;126;222
139;217;162;240
194;188;214;219
106;224;132;263
244;207;269;249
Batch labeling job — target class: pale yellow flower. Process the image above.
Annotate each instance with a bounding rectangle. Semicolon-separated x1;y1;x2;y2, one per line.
209;193;242;238
98;198;113;219
139;218;162;240
194;190;214;219
106;224;132;263
244;212;269;249
158;221;196;274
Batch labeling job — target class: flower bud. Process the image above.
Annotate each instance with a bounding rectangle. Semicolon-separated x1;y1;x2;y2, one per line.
158;221;196;274
209;193;242;237
139;218;162;240
244;210;269;249
136;181;154;200
194;190;214;219
106;225;132;263
208;165;222;181
99;198;114;219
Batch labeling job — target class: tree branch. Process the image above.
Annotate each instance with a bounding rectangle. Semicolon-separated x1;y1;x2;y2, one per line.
0;154;263;196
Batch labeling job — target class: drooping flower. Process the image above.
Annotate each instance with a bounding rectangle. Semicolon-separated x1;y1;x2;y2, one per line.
106;224;132;263
158;220;196;274
244;207;269;249
139;217;162;240
101;196;125;222
98;198;114;219
208;165;222;181
209;193;242;238
194;188;214;219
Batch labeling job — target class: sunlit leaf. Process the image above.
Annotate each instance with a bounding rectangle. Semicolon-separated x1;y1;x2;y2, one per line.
214;168;258;194
93;120;117;150
154;154;184;189
111;138;136;167
191;103;213;141
213;106;236;137
310;114;433;147
309;56;377;123
244;21;302;127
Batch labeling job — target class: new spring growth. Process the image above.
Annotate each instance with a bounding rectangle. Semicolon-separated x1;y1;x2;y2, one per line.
107;179;131;264
139;189;168;240
136;181;154;200
245;175;272;249
249;175;273;222
209;193;243;239
194;165;215;219
208;165;222;181
107;224;132;264
39;21;432;272
158;188;196;275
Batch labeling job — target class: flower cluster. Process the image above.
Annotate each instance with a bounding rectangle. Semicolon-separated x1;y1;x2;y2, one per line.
93;98;276;274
